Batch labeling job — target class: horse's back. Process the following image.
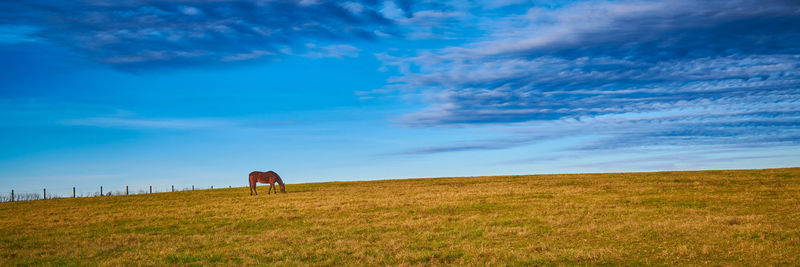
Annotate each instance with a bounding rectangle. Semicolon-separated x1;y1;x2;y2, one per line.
250;171;277;182
250;170;272;176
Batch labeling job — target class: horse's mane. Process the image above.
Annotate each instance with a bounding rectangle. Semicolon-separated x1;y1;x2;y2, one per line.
273;172;284;186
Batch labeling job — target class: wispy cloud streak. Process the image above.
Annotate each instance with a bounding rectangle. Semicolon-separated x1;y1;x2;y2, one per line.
0;0;485;69
377;0;800;155
0;0;399;69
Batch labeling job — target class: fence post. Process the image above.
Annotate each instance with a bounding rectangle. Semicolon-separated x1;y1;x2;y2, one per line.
73;187;76;198
43;188;46;200
100;186;103;196
150;186;152;194
11;189;13;202
192;185;194;191
171;185;174;192
126;186;129;195
211;186;213;190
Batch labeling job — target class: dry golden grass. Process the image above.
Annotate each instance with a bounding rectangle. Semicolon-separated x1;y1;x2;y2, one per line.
1;168;799;265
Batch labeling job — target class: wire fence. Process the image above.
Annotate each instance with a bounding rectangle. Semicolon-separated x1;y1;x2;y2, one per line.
0;184;236;203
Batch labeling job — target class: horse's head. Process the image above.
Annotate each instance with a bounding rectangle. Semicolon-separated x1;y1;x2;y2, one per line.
276;177;286;193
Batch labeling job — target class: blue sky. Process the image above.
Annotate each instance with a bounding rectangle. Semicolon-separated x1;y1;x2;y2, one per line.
1;0;799;196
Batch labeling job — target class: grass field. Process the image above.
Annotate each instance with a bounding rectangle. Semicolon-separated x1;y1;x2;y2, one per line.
1;168;799;265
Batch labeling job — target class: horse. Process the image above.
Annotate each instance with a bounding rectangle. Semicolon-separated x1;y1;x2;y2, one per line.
249;171;286;195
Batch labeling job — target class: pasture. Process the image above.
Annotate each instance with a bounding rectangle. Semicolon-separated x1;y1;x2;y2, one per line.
1;168;799;265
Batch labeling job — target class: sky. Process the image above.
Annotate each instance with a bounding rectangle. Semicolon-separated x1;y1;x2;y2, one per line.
1;0;799;196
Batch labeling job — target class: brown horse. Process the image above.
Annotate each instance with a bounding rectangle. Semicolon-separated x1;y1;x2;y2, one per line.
249;171;285;195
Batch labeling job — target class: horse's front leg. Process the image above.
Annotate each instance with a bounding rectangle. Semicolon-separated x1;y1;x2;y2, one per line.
269;183;274;195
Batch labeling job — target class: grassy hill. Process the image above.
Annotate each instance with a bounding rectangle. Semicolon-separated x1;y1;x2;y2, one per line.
1;168;799;265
